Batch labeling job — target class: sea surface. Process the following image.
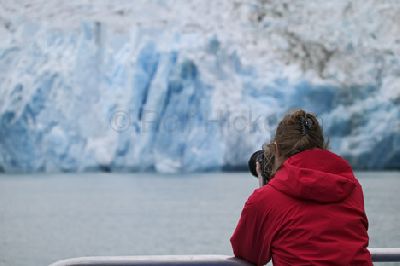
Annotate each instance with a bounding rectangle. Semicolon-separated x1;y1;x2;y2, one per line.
0;172;399;266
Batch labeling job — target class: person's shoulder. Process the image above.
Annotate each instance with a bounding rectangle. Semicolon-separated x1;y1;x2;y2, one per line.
243;185;293;223
245;185;283;208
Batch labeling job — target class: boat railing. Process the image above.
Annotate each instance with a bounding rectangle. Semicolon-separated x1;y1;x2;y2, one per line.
49;248;400;266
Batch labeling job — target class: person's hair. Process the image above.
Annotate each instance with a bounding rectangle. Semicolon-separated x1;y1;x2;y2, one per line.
273;109;328;162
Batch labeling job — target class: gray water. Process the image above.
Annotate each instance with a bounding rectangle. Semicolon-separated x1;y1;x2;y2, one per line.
0;172;399;266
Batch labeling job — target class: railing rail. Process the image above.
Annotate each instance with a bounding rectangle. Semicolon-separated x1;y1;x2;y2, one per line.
49;248;400;266
48;255;251;266
370;248;400;262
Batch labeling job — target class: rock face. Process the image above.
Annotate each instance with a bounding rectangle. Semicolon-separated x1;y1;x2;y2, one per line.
0;0;399;173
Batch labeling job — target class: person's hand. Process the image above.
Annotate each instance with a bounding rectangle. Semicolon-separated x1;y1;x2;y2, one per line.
256;162;263;188
256;161;262;176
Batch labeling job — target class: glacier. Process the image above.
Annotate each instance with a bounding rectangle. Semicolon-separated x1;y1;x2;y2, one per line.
0;0;399;173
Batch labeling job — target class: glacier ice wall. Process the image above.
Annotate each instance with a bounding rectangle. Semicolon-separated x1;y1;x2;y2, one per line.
0;0;399;173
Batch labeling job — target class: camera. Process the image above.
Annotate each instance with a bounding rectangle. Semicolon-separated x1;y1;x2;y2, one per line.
248;145;275;185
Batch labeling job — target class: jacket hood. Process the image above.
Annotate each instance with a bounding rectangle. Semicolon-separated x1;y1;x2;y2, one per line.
269;149;357;203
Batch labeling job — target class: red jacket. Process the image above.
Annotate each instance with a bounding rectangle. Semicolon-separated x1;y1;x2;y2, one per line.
230;149;372;265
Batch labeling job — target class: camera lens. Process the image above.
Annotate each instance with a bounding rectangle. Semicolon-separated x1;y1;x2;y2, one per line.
248;150;264;178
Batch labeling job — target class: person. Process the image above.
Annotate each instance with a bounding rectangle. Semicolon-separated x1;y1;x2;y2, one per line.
230;109;372;265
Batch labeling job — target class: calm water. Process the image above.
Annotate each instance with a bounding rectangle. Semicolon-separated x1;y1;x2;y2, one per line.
0;172;399;266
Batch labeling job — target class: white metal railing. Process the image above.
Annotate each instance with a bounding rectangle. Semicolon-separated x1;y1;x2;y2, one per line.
49;248;400;266
48;255;251;266
370;248;400;262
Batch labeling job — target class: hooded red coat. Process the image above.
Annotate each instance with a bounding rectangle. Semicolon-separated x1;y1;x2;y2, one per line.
230;149;372;265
